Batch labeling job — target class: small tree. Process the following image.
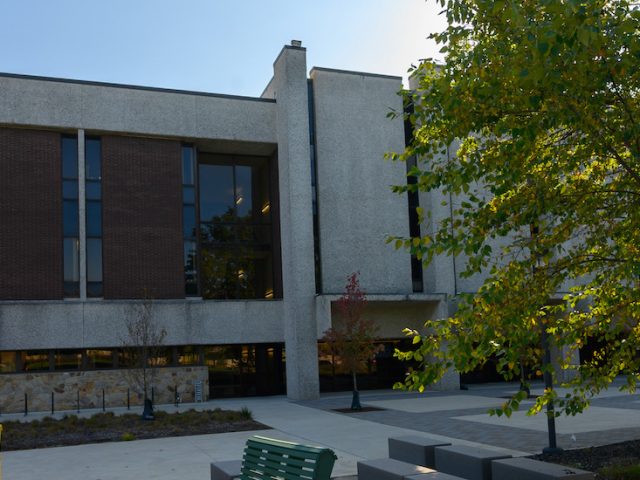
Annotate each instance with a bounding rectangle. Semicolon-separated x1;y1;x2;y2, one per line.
323;272;380;410
121;295;167;420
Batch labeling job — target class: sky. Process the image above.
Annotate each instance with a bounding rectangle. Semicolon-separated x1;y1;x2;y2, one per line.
0;0;447;97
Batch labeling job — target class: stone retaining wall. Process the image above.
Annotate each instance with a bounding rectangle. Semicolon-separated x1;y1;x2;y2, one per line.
0;366;209;413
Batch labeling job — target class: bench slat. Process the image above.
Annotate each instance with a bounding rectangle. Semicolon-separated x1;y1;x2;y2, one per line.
244;450;317;470
242;457;315;478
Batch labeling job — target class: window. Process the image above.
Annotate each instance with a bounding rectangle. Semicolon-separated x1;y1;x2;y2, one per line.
62;135;79;297
85;137;103;297
182;146;199;296
198;155;276;300
54;350;82;370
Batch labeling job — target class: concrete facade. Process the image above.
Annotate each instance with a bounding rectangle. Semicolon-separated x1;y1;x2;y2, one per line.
0;43;460;404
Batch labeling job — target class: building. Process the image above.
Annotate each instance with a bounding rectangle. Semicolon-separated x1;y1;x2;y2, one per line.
0;43;458;412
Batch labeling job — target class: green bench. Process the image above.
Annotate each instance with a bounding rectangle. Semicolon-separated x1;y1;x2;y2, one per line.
211;436;338;480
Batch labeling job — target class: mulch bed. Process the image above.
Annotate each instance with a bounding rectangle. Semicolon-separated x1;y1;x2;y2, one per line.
1;408;269;451
531;439;640;479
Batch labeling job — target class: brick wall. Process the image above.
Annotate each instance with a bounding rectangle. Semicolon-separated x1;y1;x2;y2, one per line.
102;135;184;299
0;128;63;299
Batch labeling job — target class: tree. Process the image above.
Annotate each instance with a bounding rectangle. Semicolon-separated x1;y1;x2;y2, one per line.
323;272;381;410
390;0;640;418
121;295;167;419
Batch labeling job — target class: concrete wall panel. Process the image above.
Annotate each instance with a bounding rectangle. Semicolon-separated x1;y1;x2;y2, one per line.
310;68;412;295
0;75;276;143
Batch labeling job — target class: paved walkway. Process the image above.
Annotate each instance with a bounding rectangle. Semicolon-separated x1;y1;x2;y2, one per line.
3;381;640;479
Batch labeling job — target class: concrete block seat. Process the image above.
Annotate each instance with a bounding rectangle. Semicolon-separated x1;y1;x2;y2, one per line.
357;458;465;480
211;459;242;480
434;445;511;480
491;457;595;480
388;435;451;468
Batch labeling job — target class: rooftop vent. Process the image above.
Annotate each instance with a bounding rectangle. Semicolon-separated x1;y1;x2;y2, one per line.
291;40;302;47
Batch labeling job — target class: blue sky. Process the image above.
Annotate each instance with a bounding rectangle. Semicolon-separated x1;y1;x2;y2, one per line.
0;1;445;97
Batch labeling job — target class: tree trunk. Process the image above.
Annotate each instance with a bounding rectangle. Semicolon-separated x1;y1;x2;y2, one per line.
350;371;362;411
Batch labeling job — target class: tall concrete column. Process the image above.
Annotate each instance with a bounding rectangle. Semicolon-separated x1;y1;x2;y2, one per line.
272;44;320;400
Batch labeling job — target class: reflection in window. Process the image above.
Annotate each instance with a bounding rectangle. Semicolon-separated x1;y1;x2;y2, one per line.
199;155;276;300
55;350;82;370
22;351;49;372
0;352;16;373
85;137;103;297
86;349;114;369
178;345;200;365
183;146;198;296
62;135;79;297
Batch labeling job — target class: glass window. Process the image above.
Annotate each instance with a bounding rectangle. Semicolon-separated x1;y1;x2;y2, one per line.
182;146;194;185
87;282;103;298
86;138;101;180
86;349;114;369
86;201;102;237
183;205;196;238
63;180;78;200
199;164;234;221
64;238;80;282
63;200;79;236
0;352;16;373
184;241;198;295
62;137;78;179
87;238;102;282
198;157;276;300
148;348;170;367
178;345;200;365
235;166;252;219
55;350;82;370
22;351;49;372
86;181;101;200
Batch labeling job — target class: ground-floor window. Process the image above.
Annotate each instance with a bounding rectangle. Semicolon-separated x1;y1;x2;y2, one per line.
318;339;414;392
0;343;287;400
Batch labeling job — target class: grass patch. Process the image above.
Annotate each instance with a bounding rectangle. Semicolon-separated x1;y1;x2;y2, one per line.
1;407;266;451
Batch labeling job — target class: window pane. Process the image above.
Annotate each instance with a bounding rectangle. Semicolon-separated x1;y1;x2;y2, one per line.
62;136;78;179
87;282;103;298
200;223;234;244
235;166;252;219
184;241;198;295
86;349;114;369
86;181;101;200
55;350;82;370
0;352;16;373
183;186;195;204
86;201;102;237
22;351;49;372
178;346;199;365
64;238;80;282
63;180;78;200
86;138;101;180
199;164;234;221
87;238;103;282
183;205;196;238
182;146;194;185
63;200;79;236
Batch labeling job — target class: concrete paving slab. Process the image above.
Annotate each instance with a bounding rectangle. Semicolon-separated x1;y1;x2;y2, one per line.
3;394;530;480
454;406;640;434
365;396;506;413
